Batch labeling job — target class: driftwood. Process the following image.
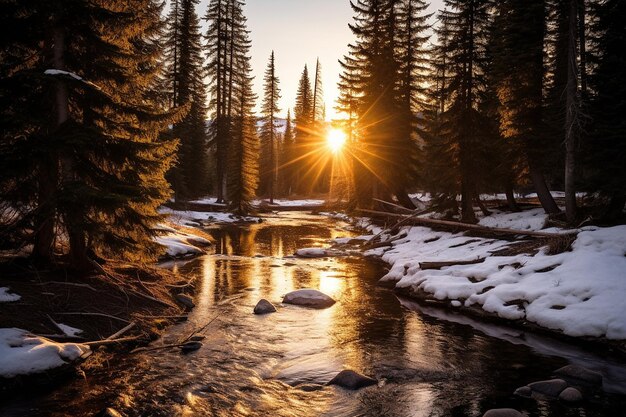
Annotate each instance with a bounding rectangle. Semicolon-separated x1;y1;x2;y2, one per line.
105;322;136;341
358;209;578;239
419;258;485;270
84;336;142;348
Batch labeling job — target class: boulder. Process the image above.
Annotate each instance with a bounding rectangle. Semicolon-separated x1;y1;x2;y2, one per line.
528;378;568;397
554;365;603;386
513;386;532;398
327;370;377;390
482;409;523;417
175;293;195;309
283;289;336;309
559;387;583;403
254;299;277;315
295;383;324;392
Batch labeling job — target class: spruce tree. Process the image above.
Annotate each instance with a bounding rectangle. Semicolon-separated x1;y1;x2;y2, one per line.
259;51;281;203
293;65;313;193
279;110;295;195
588;0;626;221
1;0;179;269
312;58;324;123
164;0;209;200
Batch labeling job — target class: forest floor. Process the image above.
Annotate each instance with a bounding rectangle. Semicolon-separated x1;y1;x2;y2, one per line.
0;219;215;394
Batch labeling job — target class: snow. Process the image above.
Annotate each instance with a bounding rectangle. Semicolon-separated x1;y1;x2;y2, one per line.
44;69;82;80
55;323;83;338
160;207;260;227
0;328;90;378
255;199;325;207
295;248;329;258
0;287;20;303
478;208;548;231
366;209;626;340
153;222;211;259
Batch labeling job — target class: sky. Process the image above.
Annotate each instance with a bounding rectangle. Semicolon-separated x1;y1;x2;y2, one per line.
198;0;446;120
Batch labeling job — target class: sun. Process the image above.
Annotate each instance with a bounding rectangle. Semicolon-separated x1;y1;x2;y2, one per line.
326;128;347;154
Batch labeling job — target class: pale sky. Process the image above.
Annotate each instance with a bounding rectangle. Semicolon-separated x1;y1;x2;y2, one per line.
198;0;446;120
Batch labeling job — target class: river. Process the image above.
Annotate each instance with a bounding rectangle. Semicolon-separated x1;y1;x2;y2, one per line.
2;212;626;417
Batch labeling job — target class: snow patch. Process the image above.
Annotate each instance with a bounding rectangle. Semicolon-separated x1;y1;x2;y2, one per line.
0;328;90;378
0;287;20;303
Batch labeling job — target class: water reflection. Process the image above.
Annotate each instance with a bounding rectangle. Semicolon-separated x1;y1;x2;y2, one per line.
1;212;625;417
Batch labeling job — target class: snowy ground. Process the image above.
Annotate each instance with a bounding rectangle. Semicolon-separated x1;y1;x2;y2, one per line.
0;328;90;378
341;209;626;340
254;198;325;207
153;223;212;259
159;207;260;228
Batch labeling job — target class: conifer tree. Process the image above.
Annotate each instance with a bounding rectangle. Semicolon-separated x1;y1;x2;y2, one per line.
587;0;626;221
293;65;313;193
486;0;560;214
422;0;493;222
279;110;295;195
228;59;259;214
312;58;324;123
259;51;281;203
1;0;179;269
164;0;209;200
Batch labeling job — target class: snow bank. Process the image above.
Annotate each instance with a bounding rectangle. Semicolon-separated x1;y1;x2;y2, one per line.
255;199;325;207
0;287;20;303
153;222;211;259
478;208;548;231
368;209;626;340
160;207;260;227
0;328;90;378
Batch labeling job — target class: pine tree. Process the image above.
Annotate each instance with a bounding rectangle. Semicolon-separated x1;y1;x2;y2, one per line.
259;51;281;203
164;0;209;200
1;0;179;269
485;0;560;214
422;0;493;222
279;110;295;195
312;58;324;123
228;59;259;214
587;0;626;221
293;65;313;194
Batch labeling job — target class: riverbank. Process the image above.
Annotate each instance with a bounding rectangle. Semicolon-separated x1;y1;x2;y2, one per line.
0;217;216;394
348;208;626;353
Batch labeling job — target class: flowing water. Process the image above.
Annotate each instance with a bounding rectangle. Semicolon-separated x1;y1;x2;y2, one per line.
2;212;626;417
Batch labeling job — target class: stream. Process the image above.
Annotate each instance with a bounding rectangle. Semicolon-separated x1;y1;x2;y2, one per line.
2;211;626;417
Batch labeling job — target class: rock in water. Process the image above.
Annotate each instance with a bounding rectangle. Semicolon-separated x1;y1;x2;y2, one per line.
327;370;377;390
254;299;277;315
175;293;195;309
559;387;583;402
95;408;125;417
482;409;523;417
528;378;568;397
513;386;532;398
554;365;603;386
180;341;202;353
283;289;335;309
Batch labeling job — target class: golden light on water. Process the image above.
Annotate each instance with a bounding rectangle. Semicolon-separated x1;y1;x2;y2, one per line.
326;128;347;154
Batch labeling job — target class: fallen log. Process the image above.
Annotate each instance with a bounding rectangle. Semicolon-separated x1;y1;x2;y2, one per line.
84;336;142;348
357;209;578;239
105;322;136;341
419;258;485;270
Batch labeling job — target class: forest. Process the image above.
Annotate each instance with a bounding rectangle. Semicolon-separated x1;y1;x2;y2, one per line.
0;0;624;270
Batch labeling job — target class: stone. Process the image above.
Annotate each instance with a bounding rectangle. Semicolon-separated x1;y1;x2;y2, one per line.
254;299;277;315
482;409;523;417
175;293;195;309
189;335;205;342
283;289;336;309
528;378;568;397
180;341;202;353
513;386;532;398
559;387;583;403
95;408;125;417
554;365;603;386
327;370;377;390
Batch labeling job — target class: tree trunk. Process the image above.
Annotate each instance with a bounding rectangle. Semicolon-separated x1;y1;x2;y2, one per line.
564;0;579;224
505;184;521;212
394;189;417;210
527;155;560;214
